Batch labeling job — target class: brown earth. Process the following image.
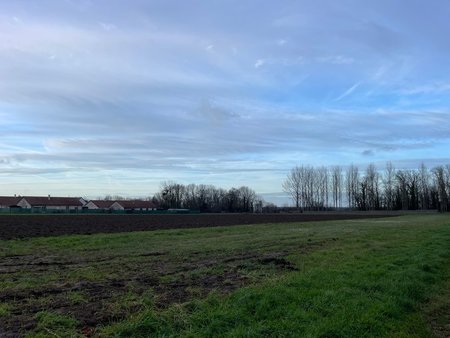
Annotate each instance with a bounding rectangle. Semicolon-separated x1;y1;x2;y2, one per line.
0;212;397;240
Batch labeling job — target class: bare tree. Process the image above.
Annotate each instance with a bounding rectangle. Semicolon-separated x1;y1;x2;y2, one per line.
418;163;430;210
159;181;185;209
383;162;395;210
304;166;315;210
183;184;197;209
283;166;303;210
346;164;359;209
316;166;328;210
433;166;448;212
153;163;450;213
356;179;368;210
331;166;343;209
238;186;257;212
365;163;380;210
395;170;409;210
225;188;240;212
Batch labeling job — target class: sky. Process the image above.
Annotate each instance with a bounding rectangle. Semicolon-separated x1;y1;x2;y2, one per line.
1;0;450;203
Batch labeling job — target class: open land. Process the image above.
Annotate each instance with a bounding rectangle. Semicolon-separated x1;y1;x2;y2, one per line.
0;212;398;240
0;213;449;337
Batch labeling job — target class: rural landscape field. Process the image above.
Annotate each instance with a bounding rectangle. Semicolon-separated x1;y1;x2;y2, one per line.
2;1;450;337
0;213;449;337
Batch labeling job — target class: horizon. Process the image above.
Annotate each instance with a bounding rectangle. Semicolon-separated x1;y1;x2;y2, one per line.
1;158;447;208
1;1;450;203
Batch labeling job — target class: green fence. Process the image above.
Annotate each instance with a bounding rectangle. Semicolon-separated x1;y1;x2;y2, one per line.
0;208;199;215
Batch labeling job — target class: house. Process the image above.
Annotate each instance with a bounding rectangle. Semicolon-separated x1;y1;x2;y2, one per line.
0;196;22;209
83;200;115;210
110;200;157;211
17;196;85;211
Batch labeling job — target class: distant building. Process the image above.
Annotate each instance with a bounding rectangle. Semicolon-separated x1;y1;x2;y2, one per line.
0;196;21;209
17;196;85;211
0;195;158;213
83;200;115;210
110;200;157;211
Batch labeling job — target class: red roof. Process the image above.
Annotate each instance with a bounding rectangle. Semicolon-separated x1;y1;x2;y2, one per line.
23;196;84;207
0;196;21;207
114;200;156;209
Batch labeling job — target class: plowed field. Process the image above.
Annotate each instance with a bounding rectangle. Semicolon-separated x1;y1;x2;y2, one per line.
0;213;396;239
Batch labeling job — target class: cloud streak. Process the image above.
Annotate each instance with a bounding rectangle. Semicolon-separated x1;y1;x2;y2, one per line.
335;83;361;101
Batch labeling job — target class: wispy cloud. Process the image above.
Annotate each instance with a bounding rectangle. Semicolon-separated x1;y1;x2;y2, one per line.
335;83;361;101
254;59;265;68
399;83;450;95
317;55;355;64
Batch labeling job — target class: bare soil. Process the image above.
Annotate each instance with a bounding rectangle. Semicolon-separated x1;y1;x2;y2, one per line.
0;248;314;337
0;213;396;240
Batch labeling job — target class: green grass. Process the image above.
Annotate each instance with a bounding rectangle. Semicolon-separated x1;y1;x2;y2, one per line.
0;214;449;337
99;214;450;338
0;302;9;317
27;311;80;338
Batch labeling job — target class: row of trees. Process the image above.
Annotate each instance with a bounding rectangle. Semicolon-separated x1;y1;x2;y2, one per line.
152;181;262;213
283;163;450;212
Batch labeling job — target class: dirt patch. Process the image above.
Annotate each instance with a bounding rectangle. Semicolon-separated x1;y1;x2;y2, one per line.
427;300;450;338
259;255;298;271
0;248;308;337
0;252;167;274
0;239;335;336
0;213;397;240
154;271;249;308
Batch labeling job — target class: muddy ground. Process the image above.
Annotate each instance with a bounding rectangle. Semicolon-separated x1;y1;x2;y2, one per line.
0;212;396;240
0;244;325;337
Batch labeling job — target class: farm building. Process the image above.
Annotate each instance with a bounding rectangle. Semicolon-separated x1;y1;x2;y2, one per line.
110;200;157;211
17;196;85;212
0;196;22;209
0;196;158;213
83;200;115;210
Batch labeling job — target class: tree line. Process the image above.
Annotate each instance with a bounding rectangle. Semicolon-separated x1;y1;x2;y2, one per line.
283;163;450;212
152;181;262;213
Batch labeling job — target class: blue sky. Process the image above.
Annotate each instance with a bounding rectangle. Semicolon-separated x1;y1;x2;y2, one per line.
1;0;450;202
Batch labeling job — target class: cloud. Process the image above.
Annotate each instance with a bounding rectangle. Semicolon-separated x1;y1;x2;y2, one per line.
335;83;361;101
399;82;450;95
317;55;354;64
99;22;116;31
254;59;265;68
362;150;374;156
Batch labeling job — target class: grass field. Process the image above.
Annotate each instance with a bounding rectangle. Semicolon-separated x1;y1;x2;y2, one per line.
0;214;449;337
